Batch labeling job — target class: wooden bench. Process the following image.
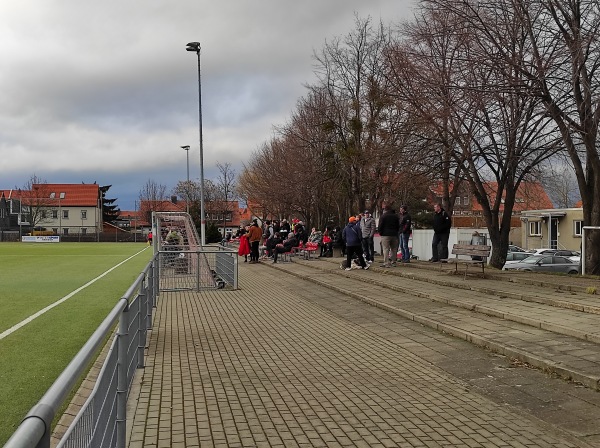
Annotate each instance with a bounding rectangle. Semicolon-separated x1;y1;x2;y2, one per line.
441;244;491;279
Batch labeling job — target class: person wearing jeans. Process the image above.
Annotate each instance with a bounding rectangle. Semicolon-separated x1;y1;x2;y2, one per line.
399;205;412;263
360;210;376;262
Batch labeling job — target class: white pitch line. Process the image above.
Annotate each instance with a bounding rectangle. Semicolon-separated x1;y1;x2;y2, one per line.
0;247;149;341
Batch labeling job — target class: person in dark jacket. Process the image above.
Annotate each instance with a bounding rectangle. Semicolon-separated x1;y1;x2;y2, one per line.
272;233;298;263
331;226;344;256
431;203;452;262
342;217;368;270
378;205;400;267
398;205;412;263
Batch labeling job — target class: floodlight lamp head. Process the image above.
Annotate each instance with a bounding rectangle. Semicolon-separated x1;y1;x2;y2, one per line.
186;42;200;52
181;145;190;150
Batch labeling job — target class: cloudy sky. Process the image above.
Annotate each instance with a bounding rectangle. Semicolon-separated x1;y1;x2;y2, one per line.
0;1;415;210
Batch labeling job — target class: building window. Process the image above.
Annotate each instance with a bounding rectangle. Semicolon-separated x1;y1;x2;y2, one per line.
59;192;66;199
49;192;56;199
455;197;461;206
529;221;542;236
81;228;87;235
63;228;69;235
81;210;87;220
63;210;69;219
52;228;58;234
52;210;58;219
41;210;46;219
574;220;583;237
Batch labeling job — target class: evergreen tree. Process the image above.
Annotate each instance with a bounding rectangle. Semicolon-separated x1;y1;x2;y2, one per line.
100;185;120;223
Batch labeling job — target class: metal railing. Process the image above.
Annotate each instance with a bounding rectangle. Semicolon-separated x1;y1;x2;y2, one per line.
4;256;159;448
152;212;237;291
157;246;238;291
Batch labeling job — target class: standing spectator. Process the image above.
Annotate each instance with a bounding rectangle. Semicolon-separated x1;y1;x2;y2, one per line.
342;216;369;271
237;225;251;262
431;203;452;262
399;205;412;263
378;205;400;267
247;220;263;263
280;219;290;239
360;210;376;263
147;230;153;246
263;220;274;241
295;221;308;245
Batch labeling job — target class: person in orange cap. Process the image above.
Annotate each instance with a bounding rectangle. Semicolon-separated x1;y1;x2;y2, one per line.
342;216;369;271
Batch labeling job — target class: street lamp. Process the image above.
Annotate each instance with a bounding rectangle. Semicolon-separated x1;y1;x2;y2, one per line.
186;41;205;246
181;145;190;214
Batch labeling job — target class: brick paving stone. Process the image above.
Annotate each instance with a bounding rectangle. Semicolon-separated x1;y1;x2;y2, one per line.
126;264;595;447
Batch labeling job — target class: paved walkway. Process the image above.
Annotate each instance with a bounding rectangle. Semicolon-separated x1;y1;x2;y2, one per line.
127;258;600;447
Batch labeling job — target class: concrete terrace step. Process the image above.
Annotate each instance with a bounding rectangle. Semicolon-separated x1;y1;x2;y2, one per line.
408;258;600;295
313;258;600;344
266;260;600;391
323;258;600;316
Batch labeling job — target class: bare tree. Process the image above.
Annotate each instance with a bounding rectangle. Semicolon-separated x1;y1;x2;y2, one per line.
138;179;167;223
213;163;237;235
536;160;581;208
431;0;600;273
311;15;402;214
398;1;563;267
18;175;53;230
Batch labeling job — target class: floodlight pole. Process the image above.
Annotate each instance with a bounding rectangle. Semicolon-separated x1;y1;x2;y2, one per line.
181;145;190;214
186;41;205;246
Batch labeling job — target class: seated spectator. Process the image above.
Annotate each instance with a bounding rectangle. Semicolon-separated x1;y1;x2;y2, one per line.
265;232;282;258
308;227;323;244
319;227;333;257
272;233;298;263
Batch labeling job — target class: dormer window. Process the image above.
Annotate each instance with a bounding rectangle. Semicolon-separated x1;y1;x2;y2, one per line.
49;192;56;198
59;192;66;199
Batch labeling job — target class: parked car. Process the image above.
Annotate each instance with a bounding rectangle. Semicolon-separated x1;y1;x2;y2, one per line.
508;245;526;252
504;252;532;265
526;248;558;256
503;254;580;274
554;250;581;263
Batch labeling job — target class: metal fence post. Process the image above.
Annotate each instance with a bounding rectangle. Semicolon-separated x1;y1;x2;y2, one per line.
138;289;146;369
196;251;201;291
116;303;129;448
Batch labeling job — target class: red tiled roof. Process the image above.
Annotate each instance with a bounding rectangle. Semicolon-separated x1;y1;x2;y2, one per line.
1;184;100;207
118;210;150;227
430;181;553;212
239;207;252;222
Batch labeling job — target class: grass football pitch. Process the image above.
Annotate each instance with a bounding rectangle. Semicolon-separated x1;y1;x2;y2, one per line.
0;242;153;445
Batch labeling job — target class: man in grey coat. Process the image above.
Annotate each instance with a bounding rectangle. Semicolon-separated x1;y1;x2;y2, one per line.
360;210;376;263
